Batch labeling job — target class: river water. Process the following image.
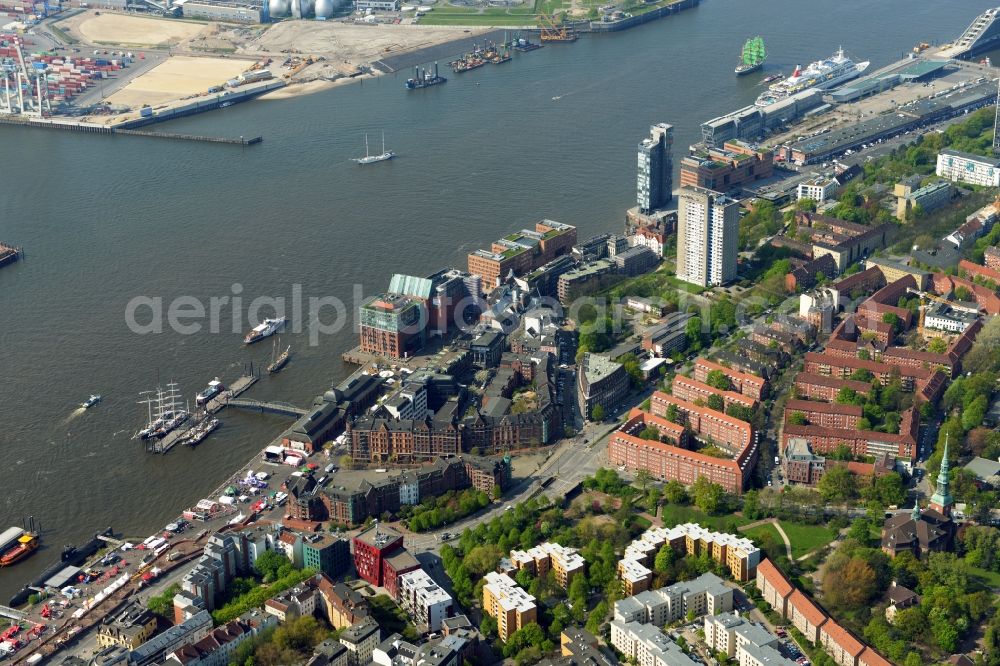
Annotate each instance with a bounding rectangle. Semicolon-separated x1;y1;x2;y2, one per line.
0;0;994;599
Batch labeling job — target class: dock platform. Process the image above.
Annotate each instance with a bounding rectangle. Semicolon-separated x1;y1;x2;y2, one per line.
0;242;22;268
0;116;262;145
205;374;258;414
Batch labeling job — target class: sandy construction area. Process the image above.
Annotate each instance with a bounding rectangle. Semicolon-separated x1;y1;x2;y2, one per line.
242;21;489;63
105;56;250;106
74;13;207;46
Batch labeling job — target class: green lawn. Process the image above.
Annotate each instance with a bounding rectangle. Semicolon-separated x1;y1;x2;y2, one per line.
417;6;539;25
745;522;784;549
778;521;837;559
660;504;751;532
970;566;1000;590
744;520;836;560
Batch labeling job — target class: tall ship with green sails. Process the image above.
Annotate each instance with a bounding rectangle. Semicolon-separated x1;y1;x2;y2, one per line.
735;36;766;75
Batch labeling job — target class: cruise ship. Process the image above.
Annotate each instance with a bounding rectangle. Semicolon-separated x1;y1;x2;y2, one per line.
755;47;869;108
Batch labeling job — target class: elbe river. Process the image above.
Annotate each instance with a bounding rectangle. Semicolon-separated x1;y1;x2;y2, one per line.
0;0;994;599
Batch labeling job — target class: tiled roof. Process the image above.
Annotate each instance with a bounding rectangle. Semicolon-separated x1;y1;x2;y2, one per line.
789;589;827;627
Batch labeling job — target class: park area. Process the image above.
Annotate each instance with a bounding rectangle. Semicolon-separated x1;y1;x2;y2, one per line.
105;56;251;106
744;519;838;561
70;13;208;46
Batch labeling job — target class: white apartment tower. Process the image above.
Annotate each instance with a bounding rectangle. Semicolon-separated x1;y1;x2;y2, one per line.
676;185;739;287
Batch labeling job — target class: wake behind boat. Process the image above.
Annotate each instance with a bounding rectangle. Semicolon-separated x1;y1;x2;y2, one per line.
353;133;395;165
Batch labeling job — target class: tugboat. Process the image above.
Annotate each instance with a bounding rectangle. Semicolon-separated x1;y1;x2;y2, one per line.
735;35;766;75
244;317;286;345
81;394;102;409
196;379;226;406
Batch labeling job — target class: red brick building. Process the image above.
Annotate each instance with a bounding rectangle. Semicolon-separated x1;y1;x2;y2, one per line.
693;358;768;400
782;408;919;461
467;220;577;288
803;352;934;392
608;411;753;494
679;140;774;191
784;399;862;430
959;258;1000;285
932;272;1000;315
794;373;872;402
670;375;757;411
832;266;886;298
649;392;754;454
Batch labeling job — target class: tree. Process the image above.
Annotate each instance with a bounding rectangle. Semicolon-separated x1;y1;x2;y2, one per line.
639;426;661;441
665;403;680;424
927;337;947;354
824;556;878;611
255;550;293;583
705;370;731;391
586;600;609;635
787;411;808;426
881;312;901;332
893;607;928;642
962;394;988;432
663;480;688;504
591;404;605;422
955;285;973;302
707;393;724;411
726;404;754;422
818;466;858;502
635;468;653;491
691;477;724;515
850;369;874;382
654;543;676;573
742;489;763;520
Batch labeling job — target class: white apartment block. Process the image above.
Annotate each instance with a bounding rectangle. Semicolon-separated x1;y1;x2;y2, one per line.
936;148;1000;187
613;572;732;626
738;641;799;666
509;542;586;588
610;620;699;666
704;612;780;659
340;621;380;666
618;524;762;586
676;186;739;288
397;569;454;633
797;177;839;203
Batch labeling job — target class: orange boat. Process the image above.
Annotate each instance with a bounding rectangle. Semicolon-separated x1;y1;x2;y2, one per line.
1;534;39;567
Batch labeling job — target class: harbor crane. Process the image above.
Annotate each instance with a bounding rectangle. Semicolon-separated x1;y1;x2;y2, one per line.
538;12;577;42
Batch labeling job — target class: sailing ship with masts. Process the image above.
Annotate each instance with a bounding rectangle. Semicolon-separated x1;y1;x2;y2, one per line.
736;36;767;75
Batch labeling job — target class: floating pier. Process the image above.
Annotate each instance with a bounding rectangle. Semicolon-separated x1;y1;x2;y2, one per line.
0;242;23;268
204;374;259;414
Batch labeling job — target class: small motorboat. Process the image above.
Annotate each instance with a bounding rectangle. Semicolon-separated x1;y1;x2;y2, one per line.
81;395;102;409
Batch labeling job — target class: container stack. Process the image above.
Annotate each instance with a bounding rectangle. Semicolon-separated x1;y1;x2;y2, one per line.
0;34;129;107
